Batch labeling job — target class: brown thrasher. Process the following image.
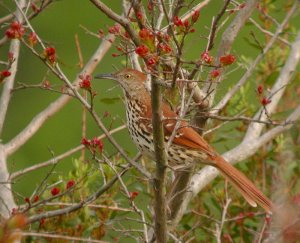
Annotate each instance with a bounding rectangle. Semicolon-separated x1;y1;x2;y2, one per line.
95;68;272;213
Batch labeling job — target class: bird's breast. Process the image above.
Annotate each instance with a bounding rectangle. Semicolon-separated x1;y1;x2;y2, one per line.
124;98;209;166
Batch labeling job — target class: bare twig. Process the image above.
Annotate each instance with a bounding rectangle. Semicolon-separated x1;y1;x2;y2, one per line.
171;103;300;227
244;28;300;141
203;113;295;126
27;167;128;224
203;0;258;103
214;1;298;114
9;125;126;180
207;0;231;52
21;232;109;243
43;202;134;212
4;35;115;156
215;184;232;243
89;0;140;46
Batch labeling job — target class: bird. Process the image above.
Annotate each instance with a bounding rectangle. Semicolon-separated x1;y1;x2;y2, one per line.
95;68;272;214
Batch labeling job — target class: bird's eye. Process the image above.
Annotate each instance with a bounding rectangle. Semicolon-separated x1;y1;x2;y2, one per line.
125;74;131;79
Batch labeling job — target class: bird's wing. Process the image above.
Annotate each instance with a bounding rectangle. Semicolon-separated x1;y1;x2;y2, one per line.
162;103;216;157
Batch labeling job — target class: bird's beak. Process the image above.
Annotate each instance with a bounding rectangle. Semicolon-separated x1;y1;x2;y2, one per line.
94;73;116;80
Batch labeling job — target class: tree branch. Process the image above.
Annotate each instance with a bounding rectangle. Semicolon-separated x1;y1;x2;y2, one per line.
244;29;300;141
0;0;26;219
203;0;258;103
213;1;298;114
151;75;168;242
21;232;109;243
27;167;128;224
4;35;114;156
89;0;140;46
9;125;126;180
170;103;300;226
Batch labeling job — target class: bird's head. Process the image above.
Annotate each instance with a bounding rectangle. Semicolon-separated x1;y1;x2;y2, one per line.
95;69;148;97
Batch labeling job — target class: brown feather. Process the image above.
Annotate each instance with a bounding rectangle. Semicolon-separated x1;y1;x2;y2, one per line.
96;68;273;213
160;102;272;213
214;155;272;213
162;103;215;156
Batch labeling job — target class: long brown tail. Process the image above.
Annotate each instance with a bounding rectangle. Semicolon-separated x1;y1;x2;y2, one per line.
214;155;272;213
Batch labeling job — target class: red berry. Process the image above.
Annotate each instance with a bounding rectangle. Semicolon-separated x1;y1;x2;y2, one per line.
24;197;30;204
129;191;139;200
33;195;39;202
147;57;157;66
183;19;190;28
220;54;236;65
28;32;37;46
44;47;56;56
5;29;16;39
5;21;25;39
51;187;60;196
261;97;271;106
108;24;121;34
66;179;75;189
139;28;154;41
48;55;56;64
1;70;11;78
44;47;56;64
257;84;263;94
210;69;221;78
158;43;172;54
192;10;200;22
173;16;183;27
81;138;90;146
135;45;149;57
201;51;213;64
79;80;91;89
79;74;92;90
91;137;103;152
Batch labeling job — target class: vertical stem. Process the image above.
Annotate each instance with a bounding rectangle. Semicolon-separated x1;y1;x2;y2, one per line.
0;0;26;219
151;75;168;242
81;90;87;160
0;145;16;218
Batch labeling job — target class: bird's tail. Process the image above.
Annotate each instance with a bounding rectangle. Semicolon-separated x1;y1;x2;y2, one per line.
214;155;272;213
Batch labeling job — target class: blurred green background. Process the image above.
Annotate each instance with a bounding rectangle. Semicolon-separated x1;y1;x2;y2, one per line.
0;1;299;240
1;0;298;198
